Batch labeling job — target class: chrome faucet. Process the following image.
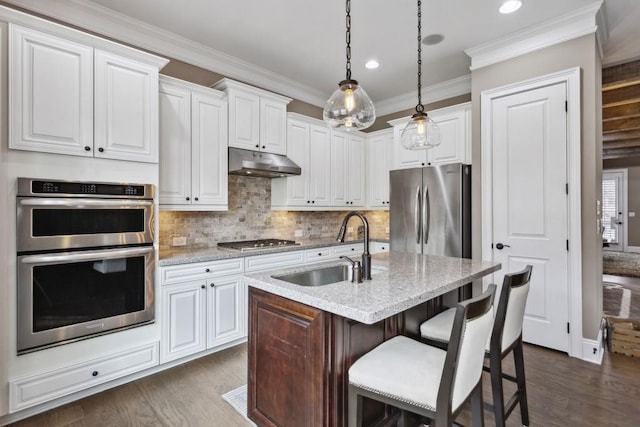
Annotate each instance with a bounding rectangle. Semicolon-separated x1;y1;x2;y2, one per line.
337;211;371;280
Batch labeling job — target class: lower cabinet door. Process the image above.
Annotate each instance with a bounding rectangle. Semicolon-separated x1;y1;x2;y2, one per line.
207;276;245;348
161;281;207;363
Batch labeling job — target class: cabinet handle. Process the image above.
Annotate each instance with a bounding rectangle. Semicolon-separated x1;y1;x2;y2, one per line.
205;268;210;272
92;371;98;377
98;147;104;153
84;146;91;151
201;284;206;289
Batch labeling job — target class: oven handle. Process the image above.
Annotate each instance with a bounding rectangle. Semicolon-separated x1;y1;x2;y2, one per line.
18;198;153;207
20;246;154;264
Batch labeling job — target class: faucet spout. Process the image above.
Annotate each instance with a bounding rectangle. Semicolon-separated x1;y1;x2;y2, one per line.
337;211;371;280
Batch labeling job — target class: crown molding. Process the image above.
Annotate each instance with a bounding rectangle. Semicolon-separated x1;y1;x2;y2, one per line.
0;0;328;107
465;1;606;71
374;74;471;117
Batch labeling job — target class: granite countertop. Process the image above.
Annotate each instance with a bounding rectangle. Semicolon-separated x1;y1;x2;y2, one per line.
244;252;501;324
158;238;389;266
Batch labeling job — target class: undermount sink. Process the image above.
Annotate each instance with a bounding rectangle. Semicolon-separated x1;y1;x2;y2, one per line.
273;265;351;287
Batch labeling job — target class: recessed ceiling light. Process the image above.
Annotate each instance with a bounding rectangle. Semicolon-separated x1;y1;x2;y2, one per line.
499;0;522;14
365;59;379;69
422;34;444;46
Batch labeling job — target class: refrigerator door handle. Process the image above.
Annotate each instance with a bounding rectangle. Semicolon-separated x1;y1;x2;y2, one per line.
423;186;430;245
415;186;422;244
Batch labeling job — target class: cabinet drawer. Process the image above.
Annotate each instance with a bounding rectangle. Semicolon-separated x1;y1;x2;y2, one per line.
304;247;332;263
332;244;363;256
162;258;245;285
245;251;305;272
10;342;159;412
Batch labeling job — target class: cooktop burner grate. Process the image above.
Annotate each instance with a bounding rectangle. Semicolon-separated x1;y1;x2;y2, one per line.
217;239;300;251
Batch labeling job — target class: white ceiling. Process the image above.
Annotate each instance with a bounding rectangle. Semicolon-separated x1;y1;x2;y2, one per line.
8;0;640;111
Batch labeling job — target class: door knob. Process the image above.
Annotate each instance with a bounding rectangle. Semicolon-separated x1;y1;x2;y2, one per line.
495;243;511;250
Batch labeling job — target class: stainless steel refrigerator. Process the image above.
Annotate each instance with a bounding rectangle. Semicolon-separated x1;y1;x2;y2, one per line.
390;163;471;258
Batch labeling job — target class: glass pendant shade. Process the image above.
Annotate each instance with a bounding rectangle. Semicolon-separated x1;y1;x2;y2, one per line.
324;79;376;131
401;112;441;150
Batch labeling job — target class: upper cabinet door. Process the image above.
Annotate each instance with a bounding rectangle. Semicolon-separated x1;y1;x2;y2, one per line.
308;124;332;206
260;98;287;155
94;50;159;163
158;81;192;205
428;104;470;165
347;134;365;207
191;91;228;206
330;132;349;206
285;119;310;205
366;131;392;208
391;122;428;170
228;89;260;151
9;24;93;156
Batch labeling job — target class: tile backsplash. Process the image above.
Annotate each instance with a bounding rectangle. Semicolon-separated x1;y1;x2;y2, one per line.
159;175;389;248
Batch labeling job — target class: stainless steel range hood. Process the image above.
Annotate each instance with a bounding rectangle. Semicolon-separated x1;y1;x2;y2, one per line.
228;147;301;178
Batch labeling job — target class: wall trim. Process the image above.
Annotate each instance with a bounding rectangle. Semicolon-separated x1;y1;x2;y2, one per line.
626;246;640;253
466;1;605;71
481;67;584;359
582;327;605;365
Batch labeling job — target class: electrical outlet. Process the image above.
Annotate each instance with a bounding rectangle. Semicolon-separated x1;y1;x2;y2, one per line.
630;212;636;217
385;227;390;234
294;229;303;237
172;236;187;246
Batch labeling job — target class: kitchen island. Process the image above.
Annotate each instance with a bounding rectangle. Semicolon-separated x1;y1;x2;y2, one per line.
243;251;500;427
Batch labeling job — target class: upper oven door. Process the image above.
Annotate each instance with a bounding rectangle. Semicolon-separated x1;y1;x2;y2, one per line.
17;198;155;252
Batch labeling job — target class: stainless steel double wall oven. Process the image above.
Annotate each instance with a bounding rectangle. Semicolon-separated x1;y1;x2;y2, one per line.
16;178;156;354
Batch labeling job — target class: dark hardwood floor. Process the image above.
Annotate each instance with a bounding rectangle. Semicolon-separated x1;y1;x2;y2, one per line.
9;341;640;426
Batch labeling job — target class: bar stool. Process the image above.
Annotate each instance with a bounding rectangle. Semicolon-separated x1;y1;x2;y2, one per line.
419;265;533;427
348;285;496;427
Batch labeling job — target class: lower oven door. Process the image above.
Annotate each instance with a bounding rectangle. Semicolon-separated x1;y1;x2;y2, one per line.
17;246;155;354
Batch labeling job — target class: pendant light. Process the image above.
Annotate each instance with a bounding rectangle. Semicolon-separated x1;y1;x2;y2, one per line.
323;0;376;131
401;0;441;150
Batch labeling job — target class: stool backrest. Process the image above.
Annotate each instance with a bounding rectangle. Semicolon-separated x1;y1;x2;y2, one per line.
438;284;496;413
492;265;533;353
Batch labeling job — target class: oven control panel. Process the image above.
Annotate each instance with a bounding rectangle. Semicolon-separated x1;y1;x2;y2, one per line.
18;178;154;199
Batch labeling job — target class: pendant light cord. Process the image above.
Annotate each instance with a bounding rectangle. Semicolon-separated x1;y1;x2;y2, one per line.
345;0;352;81
416;0;424;113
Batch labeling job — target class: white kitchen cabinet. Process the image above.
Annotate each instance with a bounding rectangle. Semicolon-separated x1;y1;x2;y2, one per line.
245;250;305;273
388;102;471;169
331;131;365;207
271;114;331;208
366;129;393;208
212;78;291;155
9;24;165;163
160;258;246;363
370;242;390;253
159;76;228;210
94;50;159;162
10;342;158;412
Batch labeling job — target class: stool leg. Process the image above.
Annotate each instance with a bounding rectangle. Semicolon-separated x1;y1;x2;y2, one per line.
470;381;485;427
513;339;530;426
348;385;363;427
489;350;507;427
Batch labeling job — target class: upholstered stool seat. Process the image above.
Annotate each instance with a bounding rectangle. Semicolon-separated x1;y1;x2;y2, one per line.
419;265;533;427
348;286;496;427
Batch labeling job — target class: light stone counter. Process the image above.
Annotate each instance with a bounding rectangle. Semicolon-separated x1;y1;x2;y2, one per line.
158;238;388;266
244;251;501;324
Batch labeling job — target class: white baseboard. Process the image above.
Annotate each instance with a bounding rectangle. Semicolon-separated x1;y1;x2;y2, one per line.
581;327;605;365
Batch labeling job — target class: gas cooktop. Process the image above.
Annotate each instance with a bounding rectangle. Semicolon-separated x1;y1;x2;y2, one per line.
217;239;300;252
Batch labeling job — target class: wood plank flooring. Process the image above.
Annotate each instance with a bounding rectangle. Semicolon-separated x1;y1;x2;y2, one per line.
9;341;640;426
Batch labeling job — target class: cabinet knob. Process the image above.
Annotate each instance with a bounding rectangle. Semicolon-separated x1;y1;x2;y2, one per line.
351;248;355;251
318;253;322;256
210;283;215;287
421;162;425;166
98;147;104;153
201;284;206;289
312;200;315;203
92;371;98;377
262;145;266;149
84;146;91;151
255;144;259;148
186;197;190;201
205;268;210;272
194;197;199;201
307;200;310;203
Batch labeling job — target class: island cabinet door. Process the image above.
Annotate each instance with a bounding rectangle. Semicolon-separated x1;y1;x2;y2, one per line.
248;288;326;427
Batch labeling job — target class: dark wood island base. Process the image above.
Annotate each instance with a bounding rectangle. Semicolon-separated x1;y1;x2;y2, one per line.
247;287;441;427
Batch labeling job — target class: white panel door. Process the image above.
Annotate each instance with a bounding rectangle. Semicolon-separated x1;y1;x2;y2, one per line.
9;24;93;156
161;282;207;363
260;98;287;154
602;170;627;251
285;119;310;205
308;124;332;206
491;82;569;352
191;91;228;206
94;50;158;163
228;90;260;150
207;276;245;348
158;81;191;205
331;132;349;206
